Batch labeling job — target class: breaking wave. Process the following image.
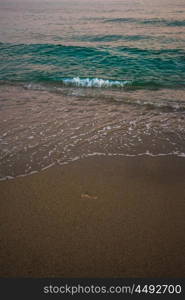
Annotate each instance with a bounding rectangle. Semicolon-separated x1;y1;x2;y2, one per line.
62;77;130;88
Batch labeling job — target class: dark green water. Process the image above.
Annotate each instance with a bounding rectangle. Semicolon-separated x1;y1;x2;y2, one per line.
0;0;185;178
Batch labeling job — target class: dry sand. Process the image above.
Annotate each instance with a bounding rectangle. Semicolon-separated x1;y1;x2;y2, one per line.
0;156;185;277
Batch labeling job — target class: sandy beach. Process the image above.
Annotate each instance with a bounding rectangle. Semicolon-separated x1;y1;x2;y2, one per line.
0;156;185;278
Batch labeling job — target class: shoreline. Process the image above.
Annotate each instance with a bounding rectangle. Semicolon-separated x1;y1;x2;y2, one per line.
0;156;185;277
1;152;185;182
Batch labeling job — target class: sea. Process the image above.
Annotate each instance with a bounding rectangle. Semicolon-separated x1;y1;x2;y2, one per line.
0;0;185;179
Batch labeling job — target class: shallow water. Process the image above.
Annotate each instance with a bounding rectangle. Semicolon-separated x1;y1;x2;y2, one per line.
0;0;185;178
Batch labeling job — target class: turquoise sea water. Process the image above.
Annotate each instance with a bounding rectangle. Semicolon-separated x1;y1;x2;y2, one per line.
0;42;185;89
0;0;185;178
0;0;185;89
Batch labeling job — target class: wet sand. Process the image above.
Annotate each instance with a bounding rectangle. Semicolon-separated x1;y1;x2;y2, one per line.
0;156;185;277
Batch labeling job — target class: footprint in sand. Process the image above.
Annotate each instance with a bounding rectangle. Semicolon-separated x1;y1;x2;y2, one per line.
81;192;98;200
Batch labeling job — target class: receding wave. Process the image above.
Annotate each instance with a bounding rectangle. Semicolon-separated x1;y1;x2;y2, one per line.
0;82;185;179
23;81;185;112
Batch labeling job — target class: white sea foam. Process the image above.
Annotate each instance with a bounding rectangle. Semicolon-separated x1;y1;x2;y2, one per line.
62;77;130;88
1;150;185;181
0;175;14;181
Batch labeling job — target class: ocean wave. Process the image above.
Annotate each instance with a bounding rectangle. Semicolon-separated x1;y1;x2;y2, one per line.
23;79;185;94
104;18;185;27
23;81;185;112
1;42;185;90
24;77;131;91
62;77;130;88
74;34;151;42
